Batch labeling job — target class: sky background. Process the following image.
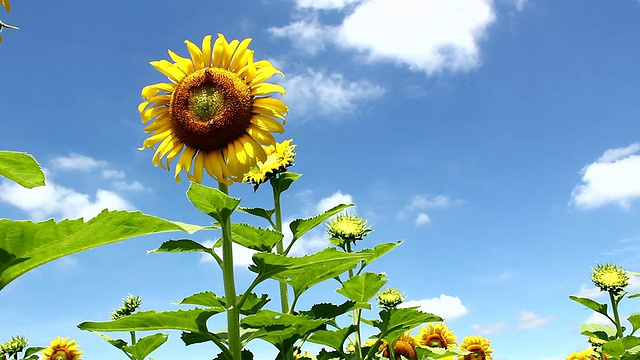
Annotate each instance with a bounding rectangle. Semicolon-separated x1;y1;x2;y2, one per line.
1;0;639;359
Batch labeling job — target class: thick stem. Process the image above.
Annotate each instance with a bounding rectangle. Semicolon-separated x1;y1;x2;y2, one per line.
130;331;137;346
610;291;624;339
219;182;242;360
345;242;363;360
272;181;290;314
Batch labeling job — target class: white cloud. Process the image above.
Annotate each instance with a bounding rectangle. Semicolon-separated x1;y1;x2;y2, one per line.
0;180;134;221
112;180;148;192
201;240;258;268
570;143;640;209
518;310;552;329
294;0;363;10
408;194;461;210
281;69;385;118
400;294;468;321
336;0;496;74
102;169;125;179
415;213;431;226
471;321;508;335
574;284;604;299
51;153;107;172
315;191;354;213
269;18;334;55
584;312;610;326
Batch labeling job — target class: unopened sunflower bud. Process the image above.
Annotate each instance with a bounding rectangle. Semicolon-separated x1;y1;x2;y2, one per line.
110;294;142;320
591;263;629;294
377;288;405;309
0;335;27;357
327;213;372;248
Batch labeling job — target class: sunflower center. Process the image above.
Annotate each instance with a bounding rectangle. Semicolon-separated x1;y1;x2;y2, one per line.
464;346;485;360
170;67;253;152
425;335;445;348
51;350;70;360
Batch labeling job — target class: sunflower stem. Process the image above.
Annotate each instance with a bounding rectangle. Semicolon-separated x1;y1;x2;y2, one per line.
218;182;242;360
609;291;624;339
346;242;363;360
272;180;290;314
130;331;137;346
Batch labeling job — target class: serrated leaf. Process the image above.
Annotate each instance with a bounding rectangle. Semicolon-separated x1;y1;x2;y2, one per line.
177;291;227;310
122;333;169;360
298;301;358;320
580;323;617;341
213;349;254;360
186;182;240;222
630;314;640;335
354;241;401;268
270;172;302;194
569;296;609;316
603;336;640;356
0;151;45;188
373;307;442;342
0;210;203;290
232;223;283;252
238;207;274;223
149;239;212;254
308;325;357;351
336;272;387;304
289;204;352;241
241;310;326;349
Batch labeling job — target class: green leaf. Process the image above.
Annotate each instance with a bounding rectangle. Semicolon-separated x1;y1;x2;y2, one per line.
580;323;617;341
308;325;357;351
241;310;326;350
298;301;358;320
372;307;442;343
232;223;283;252
186;182;240;222
23;347;46;357
603;336;640;356
270;172;301;194
569;296;609;317
93;332;128;350
416;346;470;359
630;314;640;335
354;241;401;268
0;210;203;290
238;207;274;223
336;272;387;304
122;333;169;360
0;151;45;188
176;291;227;311
289;204;352;241
149;239;212;254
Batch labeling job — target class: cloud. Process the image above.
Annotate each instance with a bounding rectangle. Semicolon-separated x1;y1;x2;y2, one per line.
281;69;385;118
517;310;552;329
471;321;508;335
200;240;258;268
573;284;604;299
315;191;354;213
111;180;148;192
408;194;462;210
584;312;610;326
51;153;107;172
570;143;640;209
415;213;431;226
0;180;134;221
400;294;468;321
294;0;363;10
269;18;334;55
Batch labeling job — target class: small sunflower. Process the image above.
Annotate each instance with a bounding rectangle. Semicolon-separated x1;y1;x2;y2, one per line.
379;332;418;360
0;335;27;357
326;213;372;247
566;348;599;360
139;34;288;184
415;323;457;349
41;337;82;360
591;263;629;294
294;350;316;360
243;138;296;185
377;287;405;309
457;335;493;360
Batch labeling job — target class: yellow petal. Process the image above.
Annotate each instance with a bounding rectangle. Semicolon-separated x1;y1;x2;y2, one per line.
201;35;213;68
188;151;206;183
221;39;240;70
246;126;276;145
185;39;204;70
168;49;194;75
141;83;175;99
229;37;253;71
174;146;196;183
212;33;229;68
250;115;285;133
250;65;284;85
204;150;224;180
250;83;286;96
150;60;186;83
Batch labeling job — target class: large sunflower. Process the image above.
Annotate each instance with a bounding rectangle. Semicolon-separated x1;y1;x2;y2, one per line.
139;34;288;184
457;335;493;360
415;323;457;349
41;337;82;360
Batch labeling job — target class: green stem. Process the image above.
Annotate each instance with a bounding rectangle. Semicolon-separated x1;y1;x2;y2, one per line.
610;291;624;339
219;182;242;360
346;242;363;360
130;330;137;346
272;180;290;314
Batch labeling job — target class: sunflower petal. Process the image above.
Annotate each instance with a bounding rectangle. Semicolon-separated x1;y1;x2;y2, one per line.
142;83;175;99
250;115;285;133
221;39;240;70
201;34;213;68
168;49;194;75
185;40;204;70
229;37;253;72
250;83;286;96
150;60;186;83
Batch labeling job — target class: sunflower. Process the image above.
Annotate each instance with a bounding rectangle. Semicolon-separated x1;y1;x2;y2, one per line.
41;337;82;360
1;0;9;12
591;263;629;294
379;332;418;360
139;34;288;184
377;287;405;309
326;213;372;248
457;335;493;360
243;138;296;185
294;350;316;360
415;323;457;349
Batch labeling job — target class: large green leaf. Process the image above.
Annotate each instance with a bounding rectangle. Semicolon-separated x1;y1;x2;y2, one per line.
0;210;203;289
186;182;240;222
308;325;357;351
297;301;358;320
231;223;283;252
289;204;352;241
177;291;270;315
630;313;640;335
241;310;326;350
602;336;640;356
580;323;618;341
149;239;213;254
270;172;301;194
122;333;169;360
0;151;45;189
78;308;219;334
569;296;609;317
336;272;387;304
373;307;442;342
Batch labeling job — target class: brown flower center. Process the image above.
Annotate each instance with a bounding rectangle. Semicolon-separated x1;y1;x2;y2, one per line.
425;334;446;348
170;67;253;152
51;350;70;360
464;346;485;360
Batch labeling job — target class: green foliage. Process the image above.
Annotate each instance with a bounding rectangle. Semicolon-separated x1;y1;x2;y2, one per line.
372;307;443;345
289;204;352;243
569;296;609;317
307;325;357;353
0;151;45;189
0;210;203;289
122;333;169;360
231;223;283;252
580;323;617;342
186;182;240;223
336;272;387;306
415;346;470;359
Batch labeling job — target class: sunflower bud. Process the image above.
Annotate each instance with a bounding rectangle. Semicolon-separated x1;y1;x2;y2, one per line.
326;213;372;248
0;335;27;357
591;263;629;295
110;294;143;320
377;288;405;309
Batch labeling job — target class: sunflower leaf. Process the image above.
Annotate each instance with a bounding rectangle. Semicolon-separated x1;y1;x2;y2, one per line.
232;223;283;252
416;346;470;358
0;210;204;290
289;203;353;241
78;309;220;335
336;272;387;304
149;239;212;254
372;307;442;343
186;182;240;222
122;333;169;360
569;296;609;316
0;151;45;188
307;325;357;351
241;310;327;350
580;323;617;341
602;336;640;356
238;206;275;223
270;172;301;194
629;313;640;335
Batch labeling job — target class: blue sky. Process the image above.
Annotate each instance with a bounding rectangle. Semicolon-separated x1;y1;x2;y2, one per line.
1;0;639;359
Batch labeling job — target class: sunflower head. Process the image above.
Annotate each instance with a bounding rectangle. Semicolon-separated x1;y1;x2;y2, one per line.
110;294;143;320
377;288;405;309
415;323;457;349
458;335;493;360
379;332;418;360
41;337;82;360
0;335;27;357
244;138;296;186
591;263;629;294
566;348;601;360
139;34;288;185
326;213;372;248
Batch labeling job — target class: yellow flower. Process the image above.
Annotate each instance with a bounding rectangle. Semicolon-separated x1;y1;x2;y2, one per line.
1;0;10;12
379;332;418;360
41;337;82;360
415;323;457;349
326;213;372;247
243;138;296;185
457;335;493;360
566;348;601;360
591;263;629;294
139;34;288;184
295;350;316;360
377;287;405;309
1;335;27;357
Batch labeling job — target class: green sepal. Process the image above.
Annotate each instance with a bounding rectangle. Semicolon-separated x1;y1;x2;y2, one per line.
0;210;204;290
569;296;609;317
186;182;240;223
289;204;352;242
336;272;387;304
122;333;169;360
0;151;45;188
580;323;617;341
